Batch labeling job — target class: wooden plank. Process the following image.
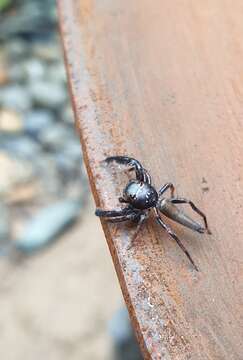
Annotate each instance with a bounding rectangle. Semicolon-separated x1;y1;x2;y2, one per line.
58;1;243;359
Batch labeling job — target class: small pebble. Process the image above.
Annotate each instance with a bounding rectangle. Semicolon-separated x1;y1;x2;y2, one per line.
0;62;9;85
32;42;61;62
0;109;23;133
55;153;83;184
0;85;31;112
8;62;26;83
23;58;45;81
5;39;29;59
8;60;45;84
109;308;133;343
34;155;61;195
15;200;82;252
0;152;34;195
29;80;66;108
61;105;74;125
62;141;82;162
109;307;143;360
0;202;10;243
38;124;72;151
47;63;67;84
55;153;78;176
2;136;41;159
24;109;55;138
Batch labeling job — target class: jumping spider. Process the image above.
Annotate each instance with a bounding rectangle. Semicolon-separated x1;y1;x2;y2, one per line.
95;156;211;271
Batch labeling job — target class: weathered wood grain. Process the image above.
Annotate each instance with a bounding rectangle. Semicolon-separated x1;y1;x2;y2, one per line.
58;1;243;359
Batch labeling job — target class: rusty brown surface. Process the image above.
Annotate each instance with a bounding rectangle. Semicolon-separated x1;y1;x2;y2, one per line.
58;1;243;359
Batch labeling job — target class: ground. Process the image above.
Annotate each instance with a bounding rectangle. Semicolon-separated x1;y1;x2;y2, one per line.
0;197;122;360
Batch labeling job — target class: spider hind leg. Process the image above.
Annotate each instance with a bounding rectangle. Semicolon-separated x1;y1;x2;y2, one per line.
170;197;211;234
154;208;199;271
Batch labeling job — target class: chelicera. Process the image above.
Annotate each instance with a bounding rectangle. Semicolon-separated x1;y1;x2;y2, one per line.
95;156;211;271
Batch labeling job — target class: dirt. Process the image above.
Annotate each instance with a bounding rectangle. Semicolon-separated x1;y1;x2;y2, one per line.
0;197;122;360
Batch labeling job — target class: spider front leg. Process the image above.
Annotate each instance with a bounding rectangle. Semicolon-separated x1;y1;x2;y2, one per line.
104;156;151;184
154;208;199;271
170;198;211;234
127;167;151;184
127;212;149;250
96;205;147;249
95;206;141;222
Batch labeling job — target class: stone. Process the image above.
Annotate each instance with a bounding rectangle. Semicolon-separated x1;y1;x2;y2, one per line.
55;152;83;184
55;153;77;175
0;1;57;40
24;109;55;138
9;59;45;83
47;63;67;84
5;39;29;59
6;182;39;205
32;42;61;62
0;109;23;133
0;85;31;112
62;140;82;162
3;136;41;159
38;124;71;150
34;155;61;195
15;200;81;252
108;307;143;360
8;63;26;83
23;58;45;81
61;104;74;125
29;80;66;109
0;62;8;85
0;152;34;196
108;308;133;344
0;202;10;243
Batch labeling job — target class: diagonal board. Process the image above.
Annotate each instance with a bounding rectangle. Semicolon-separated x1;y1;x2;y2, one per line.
58;1;243;359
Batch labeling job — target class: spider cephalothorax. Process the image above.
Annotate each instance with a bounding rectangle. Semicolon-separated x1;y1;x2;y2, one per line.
121;180;158;209
95;156;211;271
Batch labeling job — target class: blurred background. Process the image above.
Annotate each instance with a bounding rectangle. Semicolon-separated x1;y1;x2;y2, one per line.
0;1;142;359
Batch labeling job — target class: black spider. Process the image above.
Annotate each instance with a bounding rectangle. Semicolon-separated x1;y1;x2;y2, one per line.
95;156;211;271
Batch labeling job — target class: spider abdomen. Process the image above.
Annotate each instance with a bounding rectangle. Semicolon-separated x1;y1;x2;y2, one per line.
123;180;158;209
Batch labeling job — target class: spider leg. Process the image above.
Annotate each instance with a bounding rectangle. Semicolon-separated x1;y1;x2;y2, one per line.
154;208;199;271
96;205;147;245
142;169;152;184
95;206;137;218
106;213;142;223
118;197;129;204
104;156;150;183
127;212;149;250
127;167;151;184
158;183;175;197
170;198;211;234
